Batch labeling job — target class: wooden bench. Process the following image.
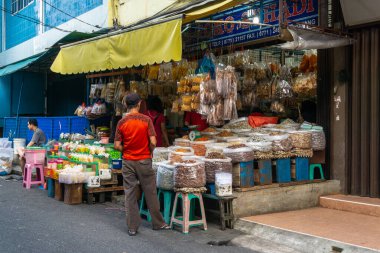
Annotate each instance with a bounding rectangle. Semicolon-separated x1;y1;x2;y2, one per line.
202;194;236;230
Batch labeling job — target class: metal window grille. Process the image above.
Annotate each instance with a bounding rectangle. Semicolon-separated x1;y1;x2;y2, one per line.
11;0;33;14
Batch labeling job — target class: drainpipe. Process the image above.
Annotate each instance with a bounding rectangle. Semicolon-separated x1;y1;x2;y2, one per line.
2;0;5;51
44;70;47;116
39;0;44;34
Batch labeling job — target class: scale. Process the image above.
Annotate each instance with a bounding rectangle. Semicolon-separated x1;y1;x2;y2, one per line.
188;125;201;141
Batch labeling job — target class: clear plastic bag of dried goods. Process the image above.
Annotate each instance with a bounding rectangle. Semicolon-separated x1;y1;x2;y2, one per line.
309;129;326;150
190;136;215;156
223;66;237;99
216;64;226;96
190;139;215;156
288;131;312;149
246;140;273;152
153;147;169;160
268;134;293;152
223;144;254;163
174;160;206;188
254;62;268;81
168;146;194;163
223;97;238;121
204;156;232;183
0;148;13;175
243;64;256;91
275;79;293;99
156;162;175;190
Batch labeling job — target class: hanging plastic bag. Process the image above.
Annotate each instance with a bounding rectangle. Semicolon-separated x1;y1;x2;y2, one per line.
0;148;14;175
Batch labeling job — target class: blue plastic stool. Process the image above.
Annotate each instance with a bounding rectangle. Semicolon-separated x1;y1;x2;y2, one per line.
139;192;152;222
47;178;55;198
157;189;175;224
309;164;325;180
170;192;207;234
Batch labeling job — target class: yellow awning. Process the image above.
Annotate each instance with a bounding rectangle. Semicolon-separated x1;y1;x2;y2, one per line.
51;19;182;74
183;0;248;24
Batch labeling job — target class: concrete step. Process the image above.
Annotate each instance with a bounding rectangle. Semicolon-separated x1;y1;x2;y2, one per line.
235;207;380;253
320;194;380;217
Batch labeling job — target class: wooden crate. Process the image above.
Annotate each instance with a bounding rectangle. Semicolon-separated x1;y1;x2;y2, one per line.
232;161;254;188
54;180;64;201
85;169;124;204
64;184;83;205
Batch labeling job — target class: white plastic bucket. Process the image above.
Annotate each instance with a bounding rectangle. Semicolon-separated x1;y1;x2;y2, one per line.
13;138;26;154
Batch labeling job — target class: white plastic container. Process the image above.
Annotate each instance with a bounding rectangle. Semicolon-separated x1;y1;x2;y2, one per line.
13;138;26;155
215;172;233;197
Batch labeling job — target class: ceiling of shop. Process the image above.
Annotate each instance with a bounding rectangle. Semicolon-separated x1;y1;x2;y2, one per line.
340;0;380;26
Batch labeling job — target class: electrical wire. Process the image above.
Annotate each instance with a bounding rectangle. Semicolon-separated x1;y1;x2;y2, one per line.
42;0;101;29
0;5;73;32
0;5;108;36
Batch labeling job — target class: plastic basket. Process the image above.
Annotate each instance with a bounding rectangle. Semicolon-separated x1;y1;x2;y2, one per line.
25;149;46;164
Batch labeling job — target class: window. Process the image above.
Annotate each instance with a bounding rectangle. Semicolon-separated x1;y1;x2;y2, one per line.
11;0;33;14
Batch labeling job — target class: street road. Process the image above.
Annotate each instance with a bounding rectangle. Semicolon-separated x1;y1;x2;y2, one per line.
0;178;256;253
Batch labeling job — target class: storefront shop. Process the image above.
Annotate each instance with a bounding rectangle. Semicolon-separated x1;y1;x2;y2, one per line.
13;0;352;222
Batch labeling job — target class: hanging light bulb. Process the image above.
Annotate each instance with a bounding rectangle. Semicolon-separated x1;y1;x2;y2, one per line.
252;16;260;24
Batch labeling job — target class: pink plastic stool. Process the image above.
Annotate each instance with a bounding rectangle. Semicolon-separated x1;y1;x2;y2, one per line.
23;163;45;189
23;149;46;189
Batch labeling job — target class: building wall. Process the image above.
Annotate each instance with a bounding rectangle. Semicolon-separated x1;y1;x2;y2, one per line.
0;72;44;128
0;1;108;123
10;72;45;116
45;0;102;30
0;0;108;67
0;5;2;51
47;76;87;116
5;0;38;49
0;75;12;127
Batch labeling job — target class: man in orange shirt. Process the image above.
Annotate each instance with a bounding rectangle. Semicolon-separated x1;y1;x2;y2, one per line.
114;93;169;236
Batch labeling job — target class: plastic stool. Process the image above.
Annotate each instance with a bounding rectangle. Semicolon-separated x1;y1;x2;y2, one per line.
47;178;55;198
23;163;45;189
309;164;325;180
157;189;175;224
139;192;152;221
170;192;207;234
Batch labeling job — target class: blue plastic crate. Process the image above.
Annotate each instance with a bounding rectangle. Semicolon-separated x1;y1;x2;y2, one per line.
3;116;90;141
18;118;30;140
233;161;254;188
295;157;309;181
274;158;291;183
53;117;69;140
70;117;89;134
3;118;17;138
206;183;216;195
254;160;272;185
36;118;54;141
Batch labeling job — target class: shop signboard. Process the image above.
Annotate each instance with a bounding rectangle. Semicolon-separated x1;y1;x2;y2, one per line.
185;0;318;52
